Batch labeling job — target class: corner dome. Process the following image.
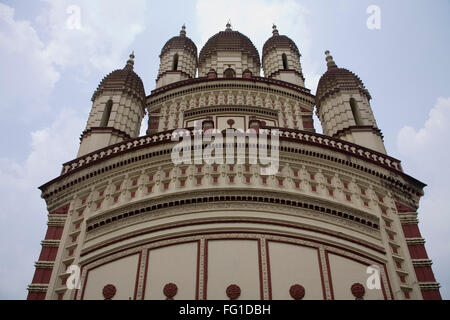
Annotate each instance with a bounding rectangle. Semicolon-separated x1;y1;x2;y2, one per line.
262;25;300;64
199;23;260;68
92;53;146;106
160;25;198;59
316;51;370;106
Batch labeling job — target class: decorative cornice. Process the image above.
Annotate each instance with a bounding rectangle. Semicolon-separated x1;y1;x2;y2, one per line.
268;69;305;82
27;284;48;292
183;105;278;119
419;282;441;290
148;76;313;100
398;213;419;224
156;70;193;82
41;240;60;247
412;259;433;267
406;238;425;245
39;127;424;201
333;125;384;141
34;261;55;268
47;215;67;226
80;127;132;142
84;189;382;244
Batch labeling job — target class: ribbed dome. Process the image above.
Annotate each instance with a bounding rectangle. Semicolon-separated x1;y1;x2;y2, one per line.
262;26;300;63
316;51;370;106
92;53;146;106
199;24;260;67
160;26;197;58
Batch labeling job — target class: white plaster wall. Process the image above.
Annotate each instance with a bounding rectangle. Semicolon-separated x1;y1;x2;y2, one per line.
82;253;139;300
328;253;384;300
206;240;260;300
268;241;323;300
144;242;198;300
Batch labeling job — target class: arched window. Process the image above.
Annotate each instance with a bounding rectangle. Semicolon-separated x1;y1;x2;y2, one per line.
172;54;179;71
100;100;113;127
282;53;288;69
350;98;363;126
224;68;236;78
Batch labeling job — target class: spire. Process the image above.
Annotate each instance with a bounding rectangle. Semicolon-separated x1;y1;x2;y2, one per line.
325;50;337;69
226;20;232;31
180;24;186;37
125;51;135;70
272;24;279;36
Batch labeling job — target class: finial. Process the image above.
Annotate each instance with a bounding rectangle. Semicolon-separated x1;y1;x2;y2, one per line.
272;24;279;36
325;50;337;69
226;20;232;31
125;51;135;70
180;24;186;37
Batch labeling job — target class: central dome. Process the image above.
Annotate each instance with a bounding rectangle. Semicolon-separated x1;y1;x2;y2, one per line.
199;23;261;69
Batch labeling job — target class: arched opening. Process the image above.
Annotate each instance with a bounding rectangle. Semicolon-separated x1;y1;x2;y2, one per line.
100;100;113;127
350;98;363;126
172;54;179;71
282;53;288;69
223;68;236;78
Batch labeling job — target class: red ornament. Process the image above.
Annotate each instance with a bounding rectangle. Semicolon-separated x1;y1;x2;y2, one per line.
227;119;235;128
226;284;241;300
163;283;178;300
351;283;365;300
289;284;305;300
102;284;116;300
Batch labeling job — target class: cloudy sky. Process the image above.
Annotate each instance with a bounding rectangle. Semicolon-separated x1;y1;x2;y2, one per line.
0;0;448;299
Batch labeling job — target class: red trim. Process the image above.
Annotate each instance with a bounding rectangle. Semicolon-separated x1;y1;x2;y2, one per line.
402;224;422;238
395;202;416;213
414;266;436;282
421;290;442;300
133;251;142;300
257;239;263;300
195;240;200;300
44;226;64;240
317;249;327;300
50;203;70;215
141;250;149;300
203;240;208;300
408;244;429;259
74;265;82;300
27;292;46;300
265;239;272;300
383;264;394;300
80;266;89;300
216;115;247;131
31;268;53;284
324;251;335;300
38;247;58;261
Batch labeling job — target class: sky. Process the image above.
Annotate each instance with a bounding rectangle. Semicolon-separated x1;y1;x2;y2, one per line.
0;0;449;300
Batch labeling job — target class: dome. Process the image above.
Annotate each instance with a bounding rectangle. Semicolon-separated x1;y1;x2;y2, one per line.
92;53;146;105
262;25;300;63
199;23;260;68
160;25;197;59
316;51;371;106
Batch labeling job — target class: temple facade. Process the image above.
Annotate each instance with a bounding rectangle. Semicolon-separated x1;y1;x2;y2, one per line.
27;24;441;300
